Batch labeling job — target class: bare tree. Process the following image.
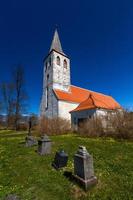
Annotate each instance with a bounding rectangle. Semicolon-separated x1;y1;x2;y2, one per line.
0;83;15;128
0;65;28;130
13;66;28;130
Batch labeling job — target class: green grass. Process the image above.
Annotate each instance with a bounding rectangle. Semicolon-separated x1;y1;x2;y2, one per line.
0;130;26;137
0;131;133;200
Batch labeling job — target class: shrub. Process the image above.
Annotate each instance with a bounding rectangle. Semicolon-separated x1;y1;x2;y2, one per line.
109;110;133;140
78;117;104;137
37;116;70;136
78;110;133;140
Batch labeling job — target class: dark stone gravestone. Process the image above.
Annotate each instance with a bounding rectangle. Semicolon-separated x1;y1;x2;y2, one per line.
73;146;97;190
38;135;52;155
25;117;37;147
5;194;20;200
52;150;68;169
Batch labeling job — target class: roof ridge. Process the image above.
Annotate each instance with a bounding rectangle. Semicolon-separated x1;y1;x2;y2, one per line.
71;84;112;98
79;93;96;108
91;94;114;108
89;93;96;107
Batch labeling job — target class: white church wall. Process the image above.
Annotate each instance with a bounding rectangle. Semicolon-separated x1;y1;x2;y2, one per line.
96;109;122;128
96;109;108;117
58;100;78;121
96;109;108;128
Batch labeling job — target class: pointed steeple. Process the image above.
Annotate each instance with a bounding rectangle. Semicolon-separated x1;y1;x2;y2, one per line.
49;29;64;54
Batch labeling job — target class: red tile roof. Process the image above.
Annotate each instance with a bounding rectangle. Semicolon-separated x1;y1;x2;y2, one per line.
71;93;121;112
53;85;121;111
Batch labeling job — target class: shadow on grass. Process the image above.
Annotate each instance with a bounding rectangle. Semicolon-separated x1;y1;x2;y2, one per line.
63;171;81;188
63;171;97;192
19;141;25;145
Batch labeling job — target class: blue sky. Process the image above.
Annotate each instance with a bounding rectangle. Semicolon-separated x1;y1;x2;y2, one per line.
0;0;133;114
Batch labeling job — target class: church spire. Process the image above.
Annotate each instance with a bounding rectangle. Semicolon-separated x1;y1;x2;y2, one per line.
49;29;64;54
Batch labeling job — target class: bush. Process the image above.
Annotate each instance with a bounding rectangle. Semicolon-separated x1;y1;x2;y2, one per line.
78;117;104;137
17;123;28;131
109;110;133;140
78;110;133;140
37;116;70;136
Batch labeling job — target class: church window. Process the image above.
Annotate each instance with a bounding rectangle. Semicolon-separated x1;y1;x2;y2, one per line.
56;56;60;65
49;57;51;66
63;59;67;69
47;74;49;82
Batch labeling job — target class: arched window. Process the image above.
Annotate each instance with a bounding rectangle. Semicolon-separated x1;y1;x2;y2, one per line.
56;56;60;65
63;59;67;69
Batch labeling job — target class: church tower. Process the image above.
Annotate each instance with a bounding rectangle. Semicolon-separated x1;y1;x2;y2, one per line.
40;29;71;117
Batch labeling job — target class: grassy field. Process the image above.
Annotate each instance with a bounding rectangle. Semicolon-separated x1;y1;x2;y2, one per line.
0;131;133;200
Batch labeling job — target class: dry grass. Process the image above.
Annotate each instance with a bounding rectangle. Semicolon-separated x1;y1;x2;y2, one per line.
37;116;71;136
108;110;133;139
78;111;133;140
78;117;104;137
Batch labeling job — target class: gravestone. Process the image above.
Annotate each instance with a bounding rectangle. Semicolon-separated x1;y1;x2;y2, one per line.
73;146;97;190
25;135;37;147
52;150;68;169
25;117;37;147
38;135;52;155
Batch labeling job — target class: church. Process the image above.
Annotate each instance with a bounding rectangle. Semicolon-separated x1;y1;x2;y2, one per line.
40;29;121;128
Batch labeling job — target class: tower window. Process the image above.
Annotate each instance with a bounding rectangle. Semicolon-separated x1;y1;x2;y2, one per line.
45;62;47;71
63;59;67;69
49;57;51;66
47;74;49;82
46;74;49;86
56;56;60;65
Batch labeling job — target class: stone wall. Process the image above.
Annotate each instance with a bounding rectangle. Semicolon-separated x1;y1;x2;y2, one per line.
44;88;59;118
